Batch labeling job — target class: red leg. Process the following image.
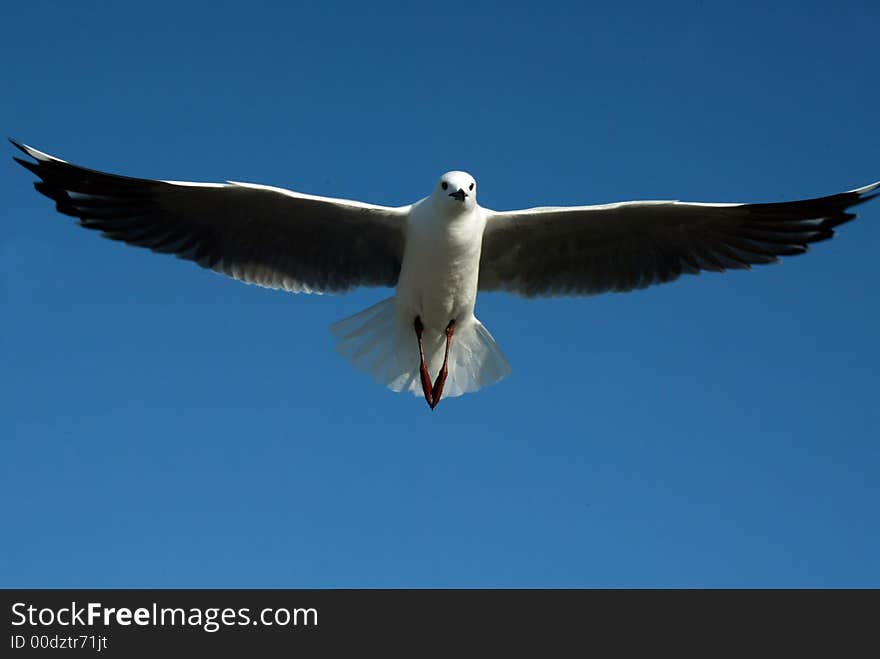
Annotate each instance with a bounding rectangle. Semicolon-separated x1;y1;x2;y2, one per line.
430;320;456;409
414;316;433;408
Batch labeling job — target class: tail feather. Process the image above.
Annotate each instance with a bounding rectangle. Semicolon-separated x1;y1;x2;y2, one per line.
330;297;511;399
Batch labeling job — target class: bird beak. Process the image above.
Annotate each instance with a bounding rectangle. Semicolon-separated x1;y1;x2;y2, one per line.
449;188;467;201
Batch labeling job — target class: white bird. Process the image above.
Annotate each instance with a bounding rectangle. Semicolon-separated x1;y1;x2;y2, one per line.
12;139;879;409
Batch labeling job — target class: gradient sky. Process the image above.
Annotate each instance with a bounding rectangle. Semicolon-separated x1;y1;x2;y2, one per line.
2;0;878;587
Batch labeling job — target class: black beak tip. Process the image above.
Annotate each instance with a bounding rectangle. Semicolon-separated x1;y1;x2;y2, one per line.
449;189;467;201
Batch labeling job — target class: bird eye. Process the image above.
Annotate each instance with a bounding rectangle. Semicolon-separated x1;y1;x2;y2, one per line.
441;181;448;190
469;182;475;191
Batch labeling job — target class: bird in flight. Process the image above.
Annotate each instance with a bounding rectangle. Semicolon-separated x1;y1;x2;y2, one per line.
12;139;878;409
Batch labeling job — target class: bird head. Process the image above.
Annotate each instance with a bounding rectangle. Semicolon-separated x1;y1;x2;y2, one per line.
433;171;477;213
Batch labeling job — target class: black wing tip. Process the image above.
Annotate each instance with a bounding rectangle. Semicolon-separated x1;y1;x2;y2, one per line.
14;156;42;176
10;139;51;175
9;137;37;160
856;190;879;206
843;183;880;211
10;139;67;169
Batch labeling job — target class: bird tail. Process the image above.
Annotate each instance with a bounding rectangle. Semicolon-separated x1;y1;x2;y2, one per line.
330;297;511;399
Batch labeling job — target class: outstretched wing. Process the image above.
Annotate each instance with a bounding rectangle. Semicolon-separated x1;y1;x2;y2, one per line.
12;140;409;293
478;181;879;297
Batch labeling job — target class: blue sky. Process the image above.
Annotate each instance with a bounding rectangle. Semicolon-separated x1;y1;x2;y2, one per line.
2;0;878;587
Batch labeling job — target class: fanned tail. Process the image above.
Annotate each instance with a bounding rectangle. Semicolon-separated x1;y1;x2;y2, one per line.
330;297;511;399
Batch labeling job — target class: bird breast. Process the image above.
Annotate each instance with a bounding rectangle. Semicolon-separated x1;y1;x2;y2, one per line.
396;205;486;328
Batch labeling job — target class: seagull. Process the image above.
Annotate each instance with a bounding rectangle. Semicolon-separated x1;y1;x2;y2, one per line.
11;139;878;409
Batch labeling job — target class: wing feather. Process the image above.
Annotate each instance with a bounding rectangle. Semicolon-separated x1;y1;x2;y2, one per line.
479;182;878;297
13;139;408;294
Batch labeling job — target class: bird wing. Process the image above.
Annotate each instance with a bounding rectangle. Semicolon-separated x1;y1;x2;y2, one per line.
479;181;879;297
12;140;409;294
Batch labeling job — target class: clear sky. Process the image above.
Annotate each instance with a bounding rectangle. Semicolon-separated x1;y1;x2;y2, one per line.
2;0;878;587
